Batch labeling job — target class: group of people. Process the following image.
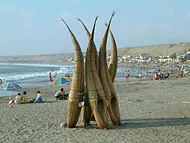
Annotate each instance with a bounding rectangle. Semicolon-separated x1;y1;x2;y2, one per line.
154;71;170;80
14;91;28;104
125;71;131;80
125;70;143;80
10;90;43;104
9;87;69;105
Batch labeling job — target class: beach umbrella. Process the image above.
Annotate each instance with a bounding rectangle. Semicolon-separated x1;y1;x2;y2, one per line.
1;82;22;90
51;77;71;85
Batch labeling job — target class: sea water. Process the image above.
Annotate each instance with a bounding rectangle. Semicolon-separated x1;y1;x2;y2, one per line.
0;63;73;88
0;63;147;89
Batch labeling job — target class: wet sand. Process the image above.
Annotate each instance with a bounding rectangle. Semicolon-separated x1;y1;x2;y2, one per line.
0;77;190;143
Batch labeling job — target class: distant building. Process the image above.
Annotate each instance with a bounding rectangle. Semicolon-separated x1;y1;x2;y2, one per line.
178;51;190;61
122;55;131;60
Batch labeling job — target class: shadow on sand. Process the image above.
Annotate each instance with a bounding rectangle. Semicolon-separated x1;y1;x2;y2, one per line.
109;117;190;129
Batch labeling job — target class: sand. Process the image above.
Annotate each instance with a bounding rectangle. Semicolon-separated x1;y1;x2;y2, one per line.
0;77;190;143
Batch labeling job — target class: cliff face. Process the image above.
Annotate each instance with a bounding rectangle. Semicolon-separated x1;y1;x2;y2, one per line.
0;43;190;64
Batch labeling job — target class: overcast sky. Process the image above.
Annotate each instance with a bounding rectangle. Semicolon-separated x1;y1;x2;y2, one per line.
0;0;190;56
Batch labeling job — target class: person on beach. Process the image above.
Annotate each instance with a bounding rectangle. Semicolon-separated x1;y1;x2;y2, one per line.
0;79;2;84
34;90;43;103
154;73;160;80
21;91;28;104
160;73;165;80
54;72;57;78
49;72;53;82
164;73;170;79
55;88;68;100
14;93;22;104
138;71;142;78
125;71;130;81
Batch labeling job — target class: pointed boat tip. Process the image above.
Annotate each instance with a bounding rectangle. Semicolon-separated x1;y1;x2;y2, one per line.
77;17;82;22
95;16;99;21
112;11;115;17
91;16;99;39
60;18;67;25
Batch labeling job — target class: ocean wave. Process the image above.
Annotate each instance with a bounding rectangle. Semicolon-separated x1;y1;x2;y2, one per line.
0;63;74;82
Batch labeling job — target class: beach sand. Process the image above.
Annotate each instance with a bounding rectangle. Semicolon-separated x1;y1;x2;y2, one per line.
0;77;190;143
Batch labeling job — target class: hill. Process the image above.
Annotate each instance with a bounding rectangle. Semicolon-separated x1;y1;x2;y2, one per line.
0;43;190;64
110;43;190;57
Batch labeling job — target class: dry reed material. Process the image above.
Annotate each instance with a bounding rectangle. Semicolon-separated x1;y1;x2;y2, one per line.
86;47;107;129
98;12;118;125
78;17;109;126
77;18;99;75
61;19;84;128
108;30;118;82
103;28;120;125
85;18;107;128
89;18;109;126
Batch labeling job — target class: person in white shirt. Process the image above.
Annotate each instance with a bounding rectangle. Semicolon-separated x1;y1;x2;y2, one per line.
35;90;43;103
55;88;65;100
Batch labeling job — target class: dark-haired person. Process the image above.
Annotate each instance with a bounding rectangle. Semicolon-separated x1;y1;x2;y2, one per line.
34;90;43;103
55;88;69;100
15;93;22;104
21;91;28;103
55;88;65;100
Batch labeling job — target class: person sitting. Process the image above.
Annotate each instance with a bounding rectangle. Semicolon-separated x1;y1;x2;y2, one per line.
160;73;165;80
55;88;68;100
164;73;170;79
34;90;43;103
21;91;28;103
15;93;22;104
154;73;160;80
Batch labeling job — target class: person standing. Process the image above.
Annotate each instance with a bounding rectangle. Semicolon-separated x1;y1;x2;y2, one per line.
49;72;53;82
125;71;129;81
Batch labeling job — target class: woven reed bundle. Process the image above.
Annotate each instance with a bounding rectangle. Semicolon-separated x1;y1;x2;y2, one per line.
78;17;110;127
98;13;118;125
61;13;120;129
108;30;118;82
86;38;107;129
89;18;109;126
103;42;120;124
77;18;99;75
61;19;84;128
103;25;120;125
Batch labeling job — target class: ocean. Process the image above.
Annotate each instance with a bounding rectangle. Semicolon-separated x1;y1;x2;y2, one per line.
0;63;147;89
0;63;73;88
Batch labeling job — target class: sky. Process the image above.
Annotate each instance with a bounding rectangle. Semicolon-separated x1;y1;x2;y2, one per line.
0;0;190;56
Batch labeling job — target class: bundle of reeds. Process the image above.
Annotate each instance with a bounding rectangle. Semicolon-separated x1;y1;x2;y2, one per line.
86;17;108;129
61;19;84;128
98;12;119;125
78;17;109;127
108;29;118;82
61;12;120;129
